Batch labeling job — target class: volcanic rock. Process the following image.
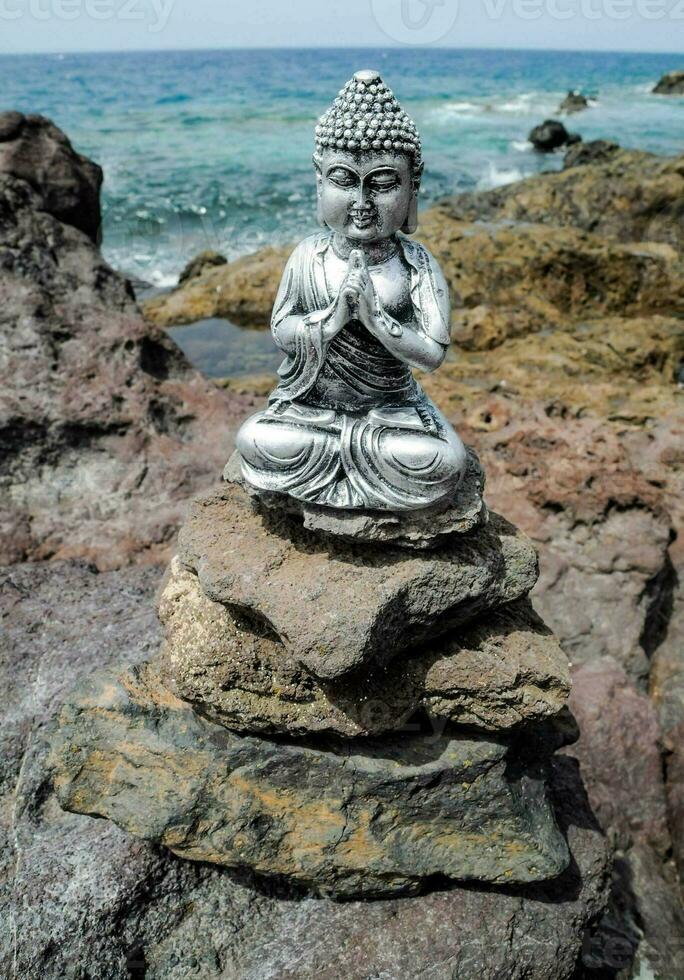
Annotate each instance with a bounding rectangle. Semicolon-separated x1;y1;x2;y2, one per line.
158;558;570;737
178;480;539;680
444;147;684;249
178;248;227;285
0;111;103;241
563;138;621;169
558;90;592;114
528;119;581;153
143;244;292;328
0;169;247;570
653;69;684;95
50;660;571;899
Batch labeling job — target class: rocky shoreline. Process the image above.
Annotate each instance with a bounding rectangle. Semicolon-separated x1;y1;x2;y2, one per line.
1;112;683;978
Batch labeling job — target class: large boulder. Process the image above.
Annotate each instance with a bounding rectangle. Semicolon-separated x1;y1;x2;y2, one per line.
0;159;250;570
653;70;684;95
0;111;102;242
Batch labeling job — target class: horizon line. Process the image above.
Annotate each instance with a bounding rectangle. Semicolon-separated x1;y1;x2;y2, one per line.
0;42;683;57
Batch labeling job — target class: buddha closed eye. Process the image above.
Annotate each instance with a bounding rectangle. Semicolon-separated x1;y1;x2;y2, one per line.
316;149;417;241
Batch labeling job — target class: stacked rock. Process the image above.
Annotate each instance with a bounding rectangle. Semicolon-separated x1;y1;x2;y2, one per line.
51;448;575;899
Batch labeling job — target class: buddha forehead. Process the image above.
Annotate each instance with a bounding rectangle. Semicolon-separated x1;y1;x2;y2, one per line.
317;148;414;180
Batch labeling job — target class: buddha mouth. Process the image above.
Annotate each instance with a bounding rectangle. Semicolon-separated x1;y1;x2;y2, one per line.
348;207;377;229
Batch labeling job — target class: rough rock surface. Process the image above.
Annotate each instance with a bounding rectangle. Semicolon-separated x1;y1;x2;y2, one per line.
178;249;227;285
50;661;572;899
1;558;611;980
653;69;684;95
143;244;292;328
558;90;591;114
444;147;684;249
225;445;487;549
0;168;249;570
159;558;570;737
0;110;102;241
563;138;621;168
178;480;539;680
528;119;581;152
566;658;684;979
141;207;684;335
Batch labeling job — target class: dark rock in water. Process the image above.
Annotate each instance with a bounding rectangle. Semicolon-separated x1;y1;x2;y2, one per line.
653;70;684;95
528;120;581;153
158;558;571;737
0;166;247;570
178;481;539;680
563;139;621;169
558;90;592;114
178;249;227;286
50;662;573;899
0;111;103;241
0;558;610;979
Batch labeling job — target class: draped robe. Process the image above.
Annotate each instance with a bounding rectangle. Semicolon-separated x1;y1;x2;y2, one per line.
236;232;467;511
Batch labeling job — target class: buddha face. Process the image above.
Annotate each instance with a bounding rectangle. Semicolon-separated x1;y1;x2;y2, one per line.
315;149;420;242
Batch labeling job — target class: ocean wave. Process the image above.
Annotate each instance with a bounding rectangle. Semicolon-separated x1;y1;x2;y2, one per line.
511;140;533;153
430;92;556;124
477;163;525;191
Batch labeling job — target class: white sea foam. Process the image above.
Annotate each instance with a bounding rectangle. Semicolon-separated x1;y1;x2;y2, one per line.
511;140;533;153
477;163;525;191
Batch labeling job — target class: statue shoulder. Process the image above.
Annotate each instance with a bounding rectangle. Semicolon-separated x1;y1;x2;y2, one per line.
400;236;451;345
286;231;332;267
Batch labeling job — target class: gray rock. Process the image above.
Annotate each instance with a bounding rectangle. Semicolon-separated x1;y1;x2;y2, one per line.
558;90;592;114
0;168;245;570
50;660;572;899
159;557;570;737
653;70;684;95
563;139;621;170
178;480;539;680
0;111;103;241
225;444;488;549
1;558;611;979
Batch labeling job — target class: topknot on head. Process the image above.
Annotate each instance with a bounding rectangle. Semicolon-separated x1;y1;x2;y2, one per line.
314;69;422;168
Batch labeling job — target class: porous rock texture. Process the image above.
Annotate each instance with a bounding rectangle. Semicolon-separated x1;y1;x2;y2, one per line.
0;139;251;570
50;660;571;899
159;557;571;737
0;110;102;241
178;480;539;680
225;444;488;549
1;560;610;979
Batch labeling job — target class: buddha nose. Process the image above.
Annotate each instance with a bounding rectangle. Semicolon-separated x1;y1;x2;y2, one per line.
354;182;370;208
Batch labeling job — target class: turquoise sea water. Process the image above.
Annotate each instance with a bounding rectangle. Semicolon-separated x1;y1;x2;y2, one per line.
0;47;682;287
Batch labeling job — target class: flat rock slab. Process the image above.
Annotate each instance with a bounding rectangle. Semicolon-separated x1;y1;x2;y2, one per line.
159;558;570;737
225;445;487;549
50;664;570;899
178;482;539;680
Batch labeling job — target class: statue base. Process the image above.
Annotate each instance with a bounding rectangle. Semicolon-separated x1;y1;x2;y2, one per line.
224;445;486;550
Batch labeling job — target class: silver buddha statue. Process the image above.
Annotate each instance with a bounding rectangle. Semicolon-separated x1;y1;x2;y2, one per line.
236;69;467;512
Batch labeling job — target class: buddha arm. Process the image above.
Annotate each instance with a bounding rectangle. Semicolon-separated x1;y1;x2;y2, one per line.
272;303;340;355
363;312;447;373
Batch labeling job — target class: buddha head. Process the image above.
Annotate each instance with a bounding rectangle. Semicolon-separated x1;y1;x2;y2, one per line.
313;70;423;242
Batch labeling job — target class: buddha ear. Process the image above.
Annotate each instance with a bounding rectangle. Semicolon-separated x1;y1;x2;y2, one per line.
401;161;423;235
313;155;328;228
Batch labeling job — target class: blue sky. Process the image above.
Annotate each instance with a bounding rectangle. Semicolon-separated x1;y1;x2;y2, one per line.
1;0;683;55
